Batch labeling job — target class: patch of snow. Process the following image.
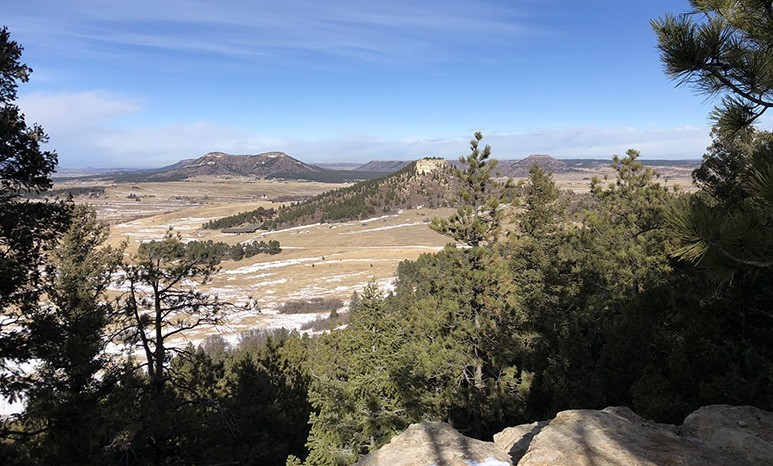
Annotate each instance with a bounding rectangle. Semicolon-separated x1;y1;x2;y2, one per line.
359;213;400;223
261;223;321;236
223;257;320;274
465;458;511;466
1;396;24;416
254;278;288;287
342;222;426;234
324;272;365;282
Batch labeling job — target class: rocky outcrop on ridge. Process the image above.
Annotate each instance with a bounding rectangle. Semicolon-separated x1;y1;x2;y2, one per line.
357;405;773;466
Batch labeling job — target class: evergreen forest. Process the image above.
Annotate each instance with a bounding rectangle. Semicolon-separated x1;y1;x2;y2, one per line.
2;2;773;465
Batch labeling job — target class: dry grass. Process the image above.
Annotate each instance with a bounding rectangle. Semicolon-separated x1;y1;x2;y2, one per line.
64;177;454;344
54;177;344;224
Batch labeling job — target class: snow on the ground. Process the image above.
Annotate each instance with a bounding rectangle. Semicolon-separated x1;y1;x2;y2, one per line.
1;361;38;416
324;272;365;283
322;258;396;264
254;278;288;287
1;396;25;416
260;223;322;236
464;459;511;466
223;257;320;274
343;222;426;234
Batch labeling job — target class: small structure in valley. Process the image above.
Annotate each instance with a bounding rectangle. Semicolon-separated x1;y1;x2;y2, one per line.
221;224;261;234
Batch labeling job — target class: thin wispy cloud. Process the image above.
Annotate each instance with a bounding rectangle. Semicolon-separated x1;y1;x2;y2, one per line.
10;0;538;65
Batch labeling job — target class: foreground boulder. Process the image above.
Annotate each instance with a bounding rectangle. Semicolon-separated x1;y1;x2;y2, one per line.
511;405;772;466
354;421;512;466
681;405;773;465
492;421;549;464
355;405;773;466
516;406;740;466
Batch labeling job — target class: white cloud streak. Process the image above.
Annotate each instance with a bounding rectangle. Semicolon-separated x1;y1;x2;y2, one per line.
8;0;539;65
21;90;709;167
18;91;142;130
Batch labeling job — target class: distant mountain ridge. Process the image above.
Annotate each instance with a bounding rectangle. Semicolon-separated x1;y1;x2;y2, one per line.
497;154;572;177
147;151;325;180
63;152;701;183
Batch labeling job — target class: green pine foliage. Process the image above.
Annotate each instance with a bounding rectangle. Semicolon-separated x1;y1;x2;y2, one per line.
394;247;531;438
652;0;773;139
202;206;275;230
305;285;410;465
169;330;313;465
11;206;124;464
0;26;71;415
431;133;509;247
521;151;679;416
139;238;280;265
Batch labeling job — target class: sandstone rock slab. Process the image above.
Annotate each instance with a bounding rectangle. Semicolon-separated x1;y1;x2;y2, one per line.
516;407;744;466
492;421;548;463
354;421;512;466
681;404;773;466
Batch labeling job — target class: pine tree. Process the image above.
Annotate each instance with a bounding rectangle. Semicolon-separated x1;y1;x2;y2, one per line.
508;165;568;415
18;206;123;464
0;27;70;453
530;150;676;413
119;229;227;466
431;132;508;247
396;247;528;438
305;284;408;465
653;1;773;277
420;133;526;438
652;1;773;138
516;164;564;239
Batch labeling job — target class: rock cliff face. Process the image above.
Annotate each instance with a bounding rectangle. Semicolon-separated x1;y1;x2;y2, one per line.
414;158;448;175
356;405;773;466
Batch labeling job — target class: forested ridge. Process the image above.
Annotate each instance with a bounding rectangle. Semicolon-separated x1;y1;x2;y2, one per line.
204;158;457;231
2;2;773;465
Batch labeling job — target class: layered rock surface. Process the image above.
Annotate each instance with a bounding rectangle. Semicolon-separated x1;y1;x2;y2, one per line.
354;421;512;466
356;405;773;466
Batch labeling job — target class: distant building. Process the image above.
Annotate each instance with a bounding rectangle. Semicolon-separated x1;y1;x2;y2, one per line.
222;224;261;234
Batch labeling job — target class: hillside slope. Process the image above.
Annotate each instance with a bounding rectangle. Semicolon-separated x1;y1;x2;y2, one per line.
354;160;414;173
206;158;457;231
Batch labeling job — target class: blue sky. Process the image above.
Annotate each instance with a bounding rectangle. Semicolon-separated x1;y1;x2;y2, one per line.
6;0;725;168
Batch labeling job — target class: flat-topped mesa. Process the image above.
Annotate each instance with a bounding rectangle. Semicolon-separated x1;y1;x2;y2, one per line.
415;157;448;175
149;151;323;179
497;154;571;177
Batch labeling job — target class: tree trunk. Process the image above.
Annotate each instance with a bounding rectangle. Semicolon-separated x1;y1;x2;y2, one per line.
472;361;484;439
